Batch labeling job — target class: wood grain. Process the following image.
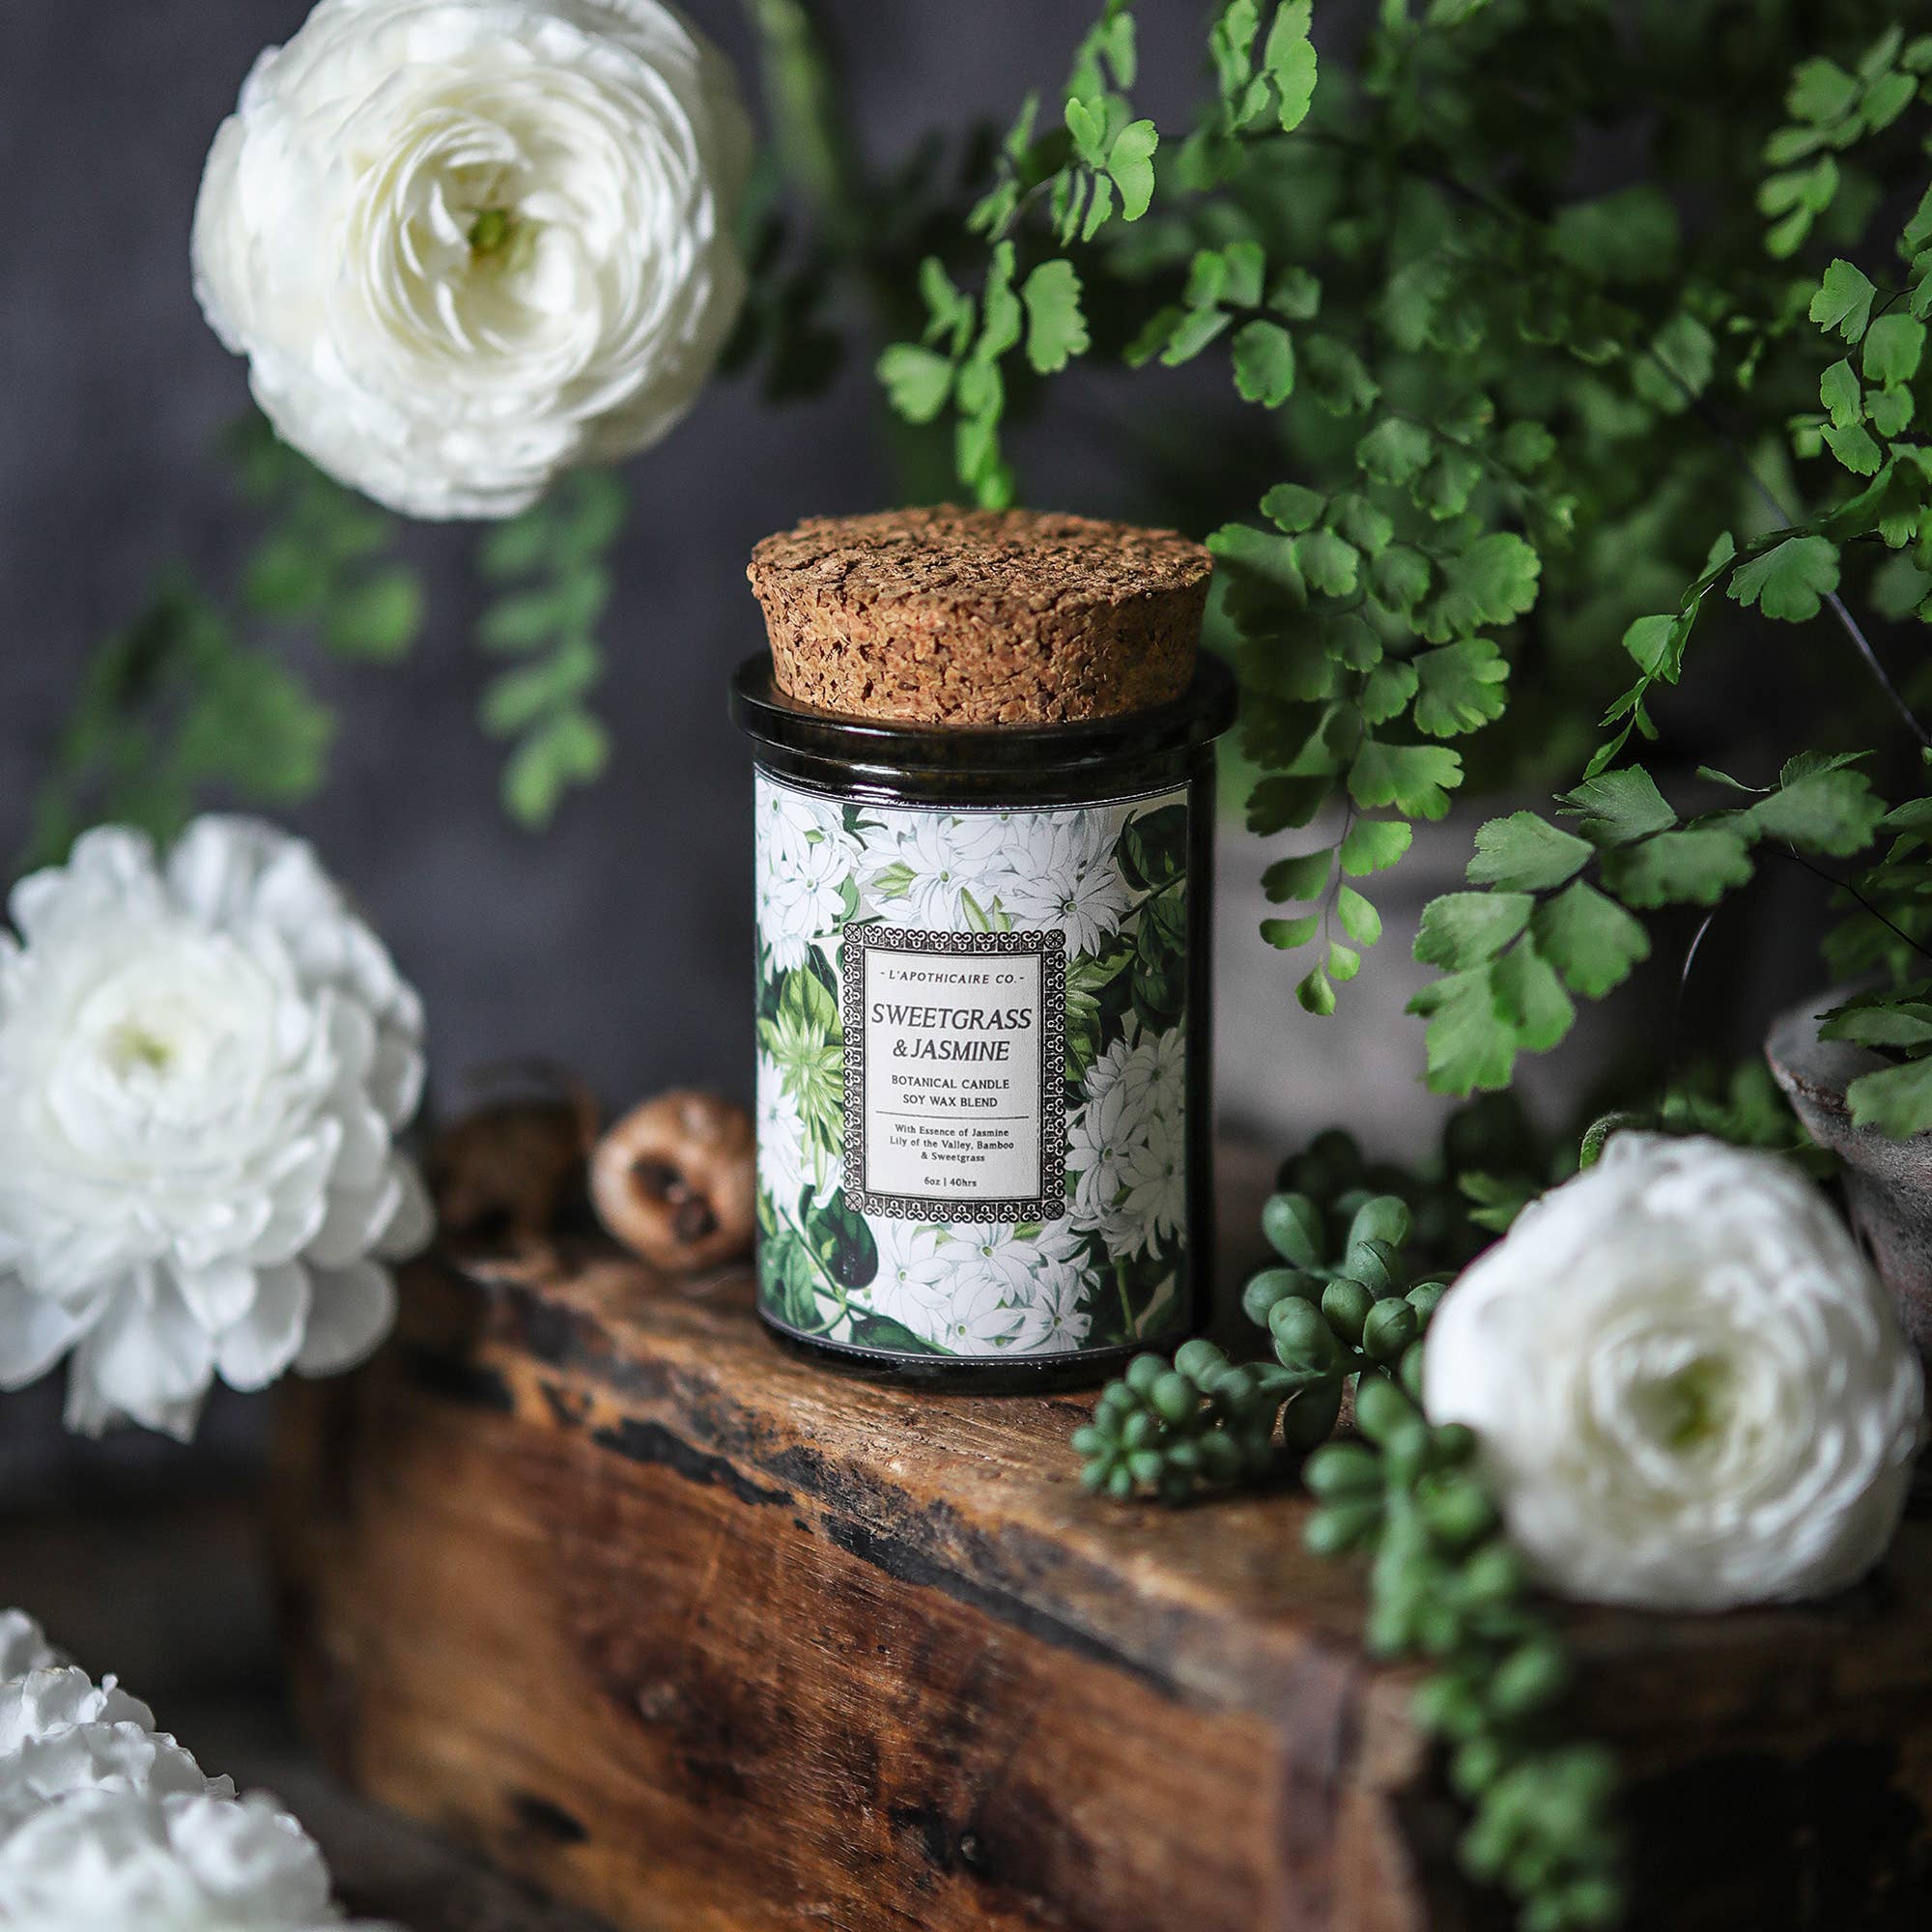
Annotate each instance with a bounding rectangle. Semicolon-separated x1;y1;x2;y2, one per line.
270;1241;1932;1931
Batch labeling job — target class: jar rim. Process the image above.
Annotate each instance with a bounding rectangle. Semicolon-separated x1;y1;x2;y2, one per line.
730;650;1236;774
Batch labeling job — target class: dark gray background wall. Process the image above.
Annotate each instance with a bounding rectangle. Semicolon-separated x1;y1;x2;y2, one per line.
0;0;1208;1122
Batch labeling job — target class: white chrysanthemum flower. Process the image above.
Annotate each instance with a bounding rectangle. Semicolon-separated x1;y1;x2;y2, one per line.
0;1615;54;1683
1424;1134;1926;1611
0;1659;231;1844
192;0;753;518
0;1788;393;1931
0;818;433;1438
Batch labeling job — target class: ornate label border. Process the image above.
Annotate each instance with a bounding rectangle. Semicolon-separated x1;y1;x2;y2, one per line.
842;925;1067;1224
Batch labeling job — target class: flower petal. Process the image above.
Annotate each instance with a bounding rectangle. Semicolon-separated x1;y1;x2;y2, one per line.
213;1262;311;1392
295;1260;396;1377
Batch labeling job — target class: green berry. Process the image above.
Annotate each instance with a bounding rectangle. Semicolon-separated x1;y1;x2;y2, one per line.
1151;1371;1197;1426
1305;1496;1381;1554
1261;1191;1325;1267
1460;1537;1530;1605
1126;1449;1166;1488
1121;1408;1158;1450
1124;1351;1168;1395
1346;1193;1412;1255
1362;1296;1418;1363
1421;1473;1498;1548
1321;1276;1374;1344
1488;1635;1573;1719
1406;1279;1448;1322
1241;1265;1322;1325
1400;1338;1428;1402
1174;1337;1226;1382
1344;1236;1405;1298
1305;1441;1380;1498
1355;1374;1418;1443
1069;1425;1104;1457
1281;1377;1343;1449
1269;1296;1340;1371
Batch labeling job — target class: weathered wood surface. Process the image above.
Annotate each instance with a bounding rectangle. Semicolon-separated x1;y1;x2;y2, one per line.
270;1236;1932;1932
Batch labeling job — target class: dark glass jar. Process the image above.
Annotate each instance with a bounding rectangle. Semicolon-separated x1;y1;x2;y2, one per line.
731;652;1236;1392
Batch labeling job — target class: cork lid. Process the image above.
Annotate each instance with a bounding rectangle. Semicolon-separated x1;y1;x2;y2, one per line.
747;505;1212;726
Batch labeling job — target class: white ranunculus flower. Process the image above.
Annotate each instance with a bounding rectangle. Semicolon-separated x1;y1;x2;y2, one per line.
192;0;753;518
0;1789;392;1931
1424;1133;1925;1612
0;818;433;1439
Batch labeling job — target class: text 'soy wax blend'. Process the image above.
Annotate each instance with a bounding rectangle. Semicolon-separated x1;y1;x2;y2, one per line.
733;507;1233;1390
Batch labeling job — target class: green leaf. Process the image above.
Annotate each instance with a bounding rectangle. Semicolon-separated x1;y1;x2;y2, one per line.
1357;416;1434;485
1261;913;1321;949
1340;819;1412;876
479;636;602;737
1786;56;1860;124
1413;893;1534;969
1412;639;1509;737
324;567;423;661
1021;260;1090;375
1349;740;1462;819
1863;313;1926;385
1820;358;1863;428
1466;812;1592;892
1261;483;1325;532
1106;119;1159;220
1556;767;1677;845
1264;1;1317;129
1809;259;1877;342
1491;942;1574;1051
1408;966;1517;1094
1634;313;1715;413
503;707;611;827
1262;847;1333;902
1532;882;1651;997
1336;885;1381;946
1303;336;1379;415
1743;766;1886;856
1296;964;1337;1015
1823;421;1885;475
1726;534;1839;621
1268;265;1321;320
1161;306;1234;365
1601;828;1752;908
1820;1002;1932;1052
1295;528;1360;597
1370;546;1431;611
1845;1055;1932;1137
1232;320;1296;405
876;343;954;423
476;509;554;582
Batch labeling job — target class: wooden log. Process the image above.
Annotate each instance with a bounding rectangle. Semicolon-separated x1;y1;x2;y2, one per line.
270;1235;1932;1931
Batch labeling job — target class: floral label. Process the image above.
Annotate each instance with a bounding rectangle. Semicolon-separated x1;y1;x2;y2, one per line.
753;771;1193;1361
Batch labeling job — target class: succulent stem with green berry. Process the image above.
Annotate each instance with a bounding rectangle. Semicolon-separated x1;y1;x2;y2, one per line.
1307;1379;1626;1932
1073;1187;1446;1503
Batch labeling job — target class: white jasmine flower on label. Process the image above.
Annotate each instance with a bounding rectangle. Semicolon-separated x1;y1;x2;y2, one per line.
1116;1113;1185;1258
1011;1266;1092;1354
770;837;847;946
0;818;433;1439
884;815;1014;928
1003;813;1131;958
946;1223;1076;1297
934;1275;1029;1353
192;0;753;518
1132;1026;1186;1127
753;1056;807;1209
0;1789;392;1932
1066;1083;1145;1226
1424;1133;1925;1612
866;1222;954;1333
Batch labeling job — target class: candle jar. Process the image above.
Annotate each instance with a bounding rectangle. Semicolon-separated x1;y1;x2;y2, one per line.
733;508;1234;1392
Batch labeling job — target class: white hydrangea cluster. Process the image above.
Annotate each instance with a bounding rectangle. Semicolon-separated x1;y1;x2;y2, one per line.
0;1611;392;1931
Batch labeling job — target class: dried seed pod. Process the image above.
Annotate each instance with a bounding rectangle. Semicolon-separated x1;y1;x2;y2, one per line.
592;1091;754;1273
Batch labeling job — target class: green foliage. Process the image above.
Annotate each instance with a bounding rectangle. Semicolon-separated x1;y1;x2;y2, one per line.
1305;1387;1626;1931
474;471;627;829
875;1;1932;1140
26;416;421;867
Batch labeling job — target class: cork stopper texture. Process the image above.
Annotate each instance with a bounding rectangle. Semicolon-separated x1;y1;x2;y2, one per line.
747;506;1211;725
